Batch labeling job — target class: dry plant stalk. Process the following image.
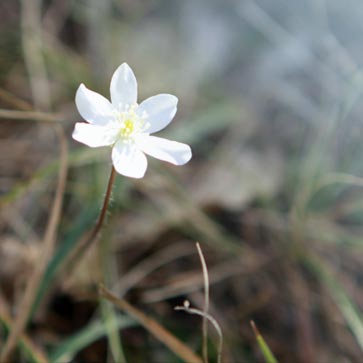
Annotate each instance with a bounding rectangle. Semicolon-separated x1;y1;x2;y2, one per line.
196;242;210;363
175;302;223;363
99;285;203;363
175;242;223;363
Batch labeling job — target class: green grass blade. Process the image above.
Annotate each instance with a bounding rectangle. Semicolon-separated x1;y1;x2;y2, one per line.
49;315;135;362
100;300;127;363
251;321;278;363
305;255;363;352
30;203;100;317
0;312;49;363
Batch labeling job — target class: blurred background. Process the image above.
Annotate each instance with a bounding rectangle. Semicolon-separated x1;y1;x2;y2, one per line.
2;0;363;362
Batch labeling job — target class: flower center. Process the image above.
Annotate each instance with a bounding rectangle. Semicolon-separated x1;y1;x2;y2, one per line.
113;104;148;142
120;119;135;137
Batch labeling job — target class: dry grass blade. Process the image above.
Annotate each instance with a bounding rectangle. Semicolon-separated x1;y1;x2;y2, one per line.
0;88;33;111
0;294;49;363
21;0;51;110
196;242;209;363
175;301;223;363
142;255;273;303
0;109;64;123
113;241;195;296
99;285;203;363
0;125;68;362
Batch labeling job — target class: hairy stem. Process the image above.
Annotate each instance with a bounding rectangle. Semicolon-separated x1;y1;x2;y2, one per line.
69;165;117;265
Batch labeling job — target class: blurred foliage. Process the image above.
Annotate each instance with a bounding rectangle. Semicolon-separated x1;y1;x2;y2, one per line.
2;0;363;362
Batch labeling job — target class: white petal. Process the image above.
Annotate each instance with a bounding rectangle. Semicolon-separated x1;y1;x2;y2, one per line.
112;141;147;178
75;84;114;126
135;135;192;165
72;123;116;148
110;63;138;110
137;94;178;134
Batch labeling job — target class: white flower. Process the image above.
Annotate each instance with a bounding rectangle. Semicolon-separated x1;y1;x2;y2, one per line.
73;63;192;178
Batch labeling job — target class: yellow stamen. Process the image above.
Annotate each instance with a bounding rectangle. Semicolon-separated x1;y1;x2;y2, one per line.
120;119;134;137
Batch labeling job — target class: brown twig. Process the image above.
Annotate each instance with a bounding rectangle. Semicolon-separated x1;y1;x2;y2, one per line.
99;285;203;363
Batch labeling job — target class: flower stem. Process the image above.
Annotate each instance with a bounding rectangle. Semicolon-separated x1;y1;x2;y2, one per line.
69;165;117;266
92;165;117;242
